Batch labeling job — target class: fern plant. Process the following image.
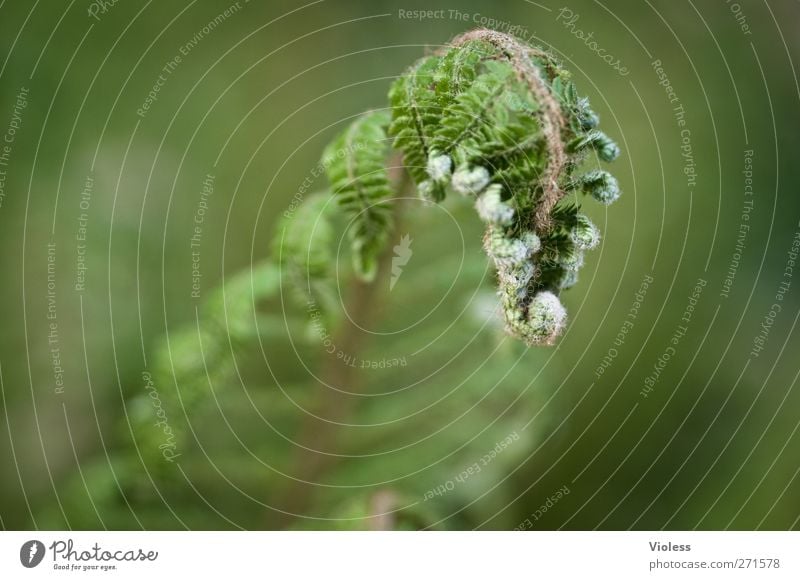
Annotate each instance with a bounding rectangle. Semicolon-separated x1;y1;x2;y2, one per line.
35;29;622;531
286;28;621;347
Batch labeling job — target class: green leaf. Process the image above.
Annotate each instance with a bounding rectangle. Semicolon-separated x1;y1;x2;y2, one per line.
323;110;394;281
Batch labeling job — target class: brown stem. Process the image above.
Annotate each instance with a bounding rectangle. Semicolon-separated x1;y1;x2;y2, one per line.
367;489;398;531
271;160;411;528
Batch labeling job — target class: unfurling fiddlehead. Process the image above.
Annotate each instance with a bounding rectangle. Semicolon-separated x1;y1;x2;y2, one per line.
279;29;621;346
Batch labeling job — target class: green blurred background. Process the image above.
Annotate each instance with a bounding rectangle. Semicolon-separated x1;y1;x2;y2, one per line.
1;0;799;530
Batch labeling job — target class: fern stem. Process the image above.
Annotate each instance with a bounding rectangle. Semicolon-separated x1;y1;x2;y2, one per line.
271;160;411;527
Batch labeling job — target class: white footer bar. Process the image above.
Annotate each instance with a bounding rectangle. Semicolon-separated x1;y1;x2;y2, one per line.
1;531;797;578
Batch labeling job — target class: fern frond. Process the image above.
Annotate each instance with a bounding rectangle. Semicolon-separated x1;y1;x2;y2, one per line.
133;261;281;466
323;110;394;281
388;56;440;184
283;29;622;346
273;191;337;320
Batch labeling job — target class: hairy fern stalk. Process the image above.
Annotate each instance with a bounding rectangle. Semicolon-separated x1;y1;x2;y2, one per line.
284;29;621;346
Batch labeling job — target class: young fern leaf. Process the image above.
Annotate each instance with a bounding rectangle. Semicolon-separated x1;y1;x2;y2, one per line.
322;110;394;281
436;60;513;158
282;29;622;347
274;191;337;322
387;29;622;345
388;57;439;185
136;261;281;463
